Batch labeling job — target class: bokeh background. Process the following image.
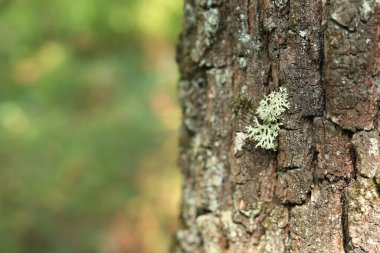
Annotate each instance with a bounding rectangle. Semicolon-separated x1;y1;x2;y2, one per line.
0;0;182;252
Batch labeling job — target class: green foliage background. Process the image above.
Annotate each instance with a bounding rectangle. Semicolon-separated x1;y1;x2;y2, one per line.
0;0;182;252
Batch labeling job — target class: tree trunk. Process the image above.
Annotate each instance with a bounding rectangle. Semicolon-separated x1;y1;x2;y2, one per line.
174;0;380;252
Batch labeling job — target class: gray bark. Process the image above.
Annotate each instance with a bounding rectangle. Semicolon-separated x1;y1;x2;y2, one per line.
174;0;380;252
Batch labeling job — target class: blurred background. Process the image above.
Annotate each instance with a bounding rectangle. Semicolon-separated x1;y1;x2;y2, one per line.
0;0;182;252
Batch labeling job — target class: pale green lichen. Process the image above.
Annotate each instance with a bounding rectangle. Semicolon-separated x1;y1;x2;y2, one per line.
256;87;289;123
246;87;289;151
246;118;281;150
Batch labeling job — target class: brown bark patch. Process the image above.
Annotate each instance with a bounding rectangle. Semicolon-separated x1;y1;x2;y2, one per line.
289;182;345;253
345;177;380;252
314;118;354;180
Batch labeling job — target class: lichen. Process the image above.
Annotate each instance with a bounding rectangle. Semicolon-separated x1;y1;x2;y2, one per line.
191;8;220;63
246;118;281;151
246;87;289;151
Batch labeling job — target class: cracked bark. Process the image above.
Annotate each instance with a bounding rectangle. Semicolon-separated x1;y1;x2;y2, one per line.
174;0;380;252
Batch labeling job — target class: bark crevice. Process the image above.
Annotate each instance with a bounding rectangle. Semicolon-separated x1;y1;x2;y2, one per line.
341;192;352;253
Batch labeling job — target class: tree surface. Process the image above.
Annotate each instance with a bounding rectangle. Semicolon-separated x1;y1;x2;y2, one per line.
174;0;380;252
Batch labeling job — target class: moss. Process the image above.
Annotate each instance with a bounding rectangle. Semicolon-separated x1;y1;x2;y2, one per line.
233;95;255;119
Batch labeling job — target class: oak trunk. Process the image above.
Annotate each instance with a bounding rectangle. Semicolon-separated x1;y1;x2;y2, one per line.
174;0;380;252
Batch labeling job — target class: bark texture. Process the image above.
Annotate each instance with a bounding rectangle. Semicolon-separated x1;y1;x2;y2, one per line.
174;0;380;252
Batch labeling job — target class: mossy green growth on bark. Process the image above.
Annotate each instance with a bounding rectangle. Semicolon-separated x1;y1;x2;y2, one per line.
233;95;255;119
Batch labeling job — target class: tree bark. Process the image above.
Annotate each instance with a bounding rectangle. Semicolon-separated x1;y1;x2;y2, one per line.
174;0;380;252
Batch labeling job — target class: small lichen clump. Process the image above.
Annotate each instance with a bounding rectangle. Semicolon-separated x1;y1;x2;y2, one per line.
246;87;289;151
